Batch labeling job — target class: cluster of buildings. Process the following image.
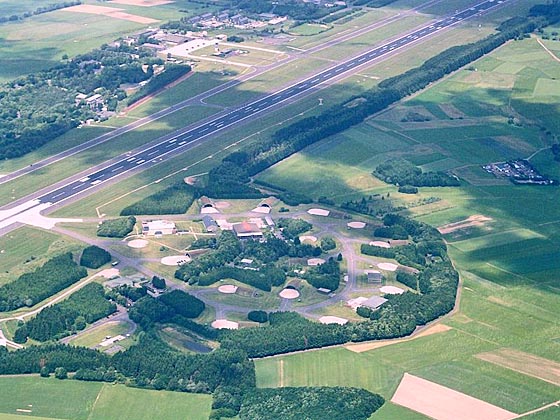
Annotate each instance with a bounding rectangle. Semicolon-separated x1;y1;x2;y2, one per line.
483;159;556;185
188;12;287;30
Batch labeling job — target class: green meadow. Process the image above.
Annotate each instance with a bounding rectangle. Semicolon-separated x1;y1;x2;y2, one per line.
0;376;212;420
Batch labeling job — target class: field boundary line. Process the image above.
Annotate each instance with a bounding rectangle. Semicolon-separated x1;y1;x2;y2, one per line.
534;36;560;63
514;400;560;419
87;383;107;420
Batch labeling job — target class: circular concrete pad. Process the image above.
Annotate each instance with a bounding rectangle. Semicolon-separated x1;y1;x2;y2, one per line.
128;239;149;249
299;235;317;243
307;258;325;266
212;319;239;330
279;289;300;299
347;221;366;229
218;285;238;294
161;255;191;266
319;316;348;325
378;262;398;272
381;285;404;295
369;241;391;248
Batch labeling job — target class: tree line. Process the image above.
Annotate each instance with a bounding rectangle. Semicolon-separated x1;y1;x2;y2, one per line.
0;253;87;312
13;283;116;343
239;387;384;420
0;1;81;24
201;14;546;198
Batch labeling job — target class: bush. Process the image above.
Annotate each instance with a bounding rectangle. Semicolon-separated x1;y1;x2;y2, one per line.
54;367;68;380
158;290;205;318
320;236;336;251
97;216;136;238
80;245;111;269
398;185;418;194
152;276;166;290
248;310;268;323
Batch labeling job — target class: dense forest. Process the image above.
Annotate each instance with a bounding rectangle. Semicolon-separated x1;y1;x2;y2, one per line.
13;283;116;343
239;387;385;420
0;253;87;312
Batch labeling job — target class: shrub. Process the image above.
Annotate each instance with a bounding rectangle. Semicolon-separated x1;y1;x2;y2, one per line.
248;310;268;323
80;245;111;269
97;216;136;238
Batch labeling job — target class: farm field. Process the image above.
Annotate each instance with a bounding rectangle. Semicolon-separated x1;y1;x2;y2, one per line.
0;377;212;420
255;35;560;418
0;0;217;82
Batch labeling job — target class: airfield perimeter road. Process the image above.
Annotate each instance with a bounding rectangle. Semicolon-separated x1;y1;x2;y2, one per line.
0;0;445;186
0;0;513;232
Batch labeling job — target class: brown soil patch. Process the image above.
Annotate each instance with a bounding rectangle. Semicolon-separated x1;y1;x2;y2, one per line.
391;373;517;420
63;4;158;24
476;348;560;386
438;214;492;234
110;0;174;6
345;324;452;353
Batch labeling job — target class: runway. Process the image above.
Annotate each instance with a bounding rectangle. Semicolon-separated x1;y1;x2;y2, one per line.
0;0;511;225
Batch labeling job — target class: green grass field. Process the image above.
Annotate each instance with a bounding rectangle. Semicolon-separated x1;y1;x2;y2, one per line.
0;226;83;286
0;377;212;420
69;321;131;348
255;36;560;418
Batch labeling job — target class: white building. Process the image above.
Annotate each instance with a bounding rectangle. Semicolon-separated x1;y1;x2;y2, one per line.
142;220;176;236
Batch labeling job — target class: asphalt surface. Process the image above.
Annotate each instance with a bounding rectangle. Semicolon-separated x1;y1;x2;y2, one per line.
0;0;511;225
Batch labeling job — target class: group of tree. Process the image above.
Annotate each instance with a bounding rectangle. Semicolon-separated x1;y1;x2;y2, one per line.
276;218;312;239
120;183;198;215
201;159;263;199
341;194;404;218
373;158;460;187
79;245;111;269
13;283;116;343
195;265;286;292
128;290;205;329
552;143;560;162
303;257;341;290
239;387;384;420
96;216;136;238
0;41;188;159
0;253;87;312
0;1;81;24
175;230;242;283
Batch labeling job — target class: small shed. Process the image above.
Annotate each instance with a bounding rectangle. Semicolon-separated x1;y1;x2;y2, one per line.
361;296;388;310
202;215;219;232
365;270;383;284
